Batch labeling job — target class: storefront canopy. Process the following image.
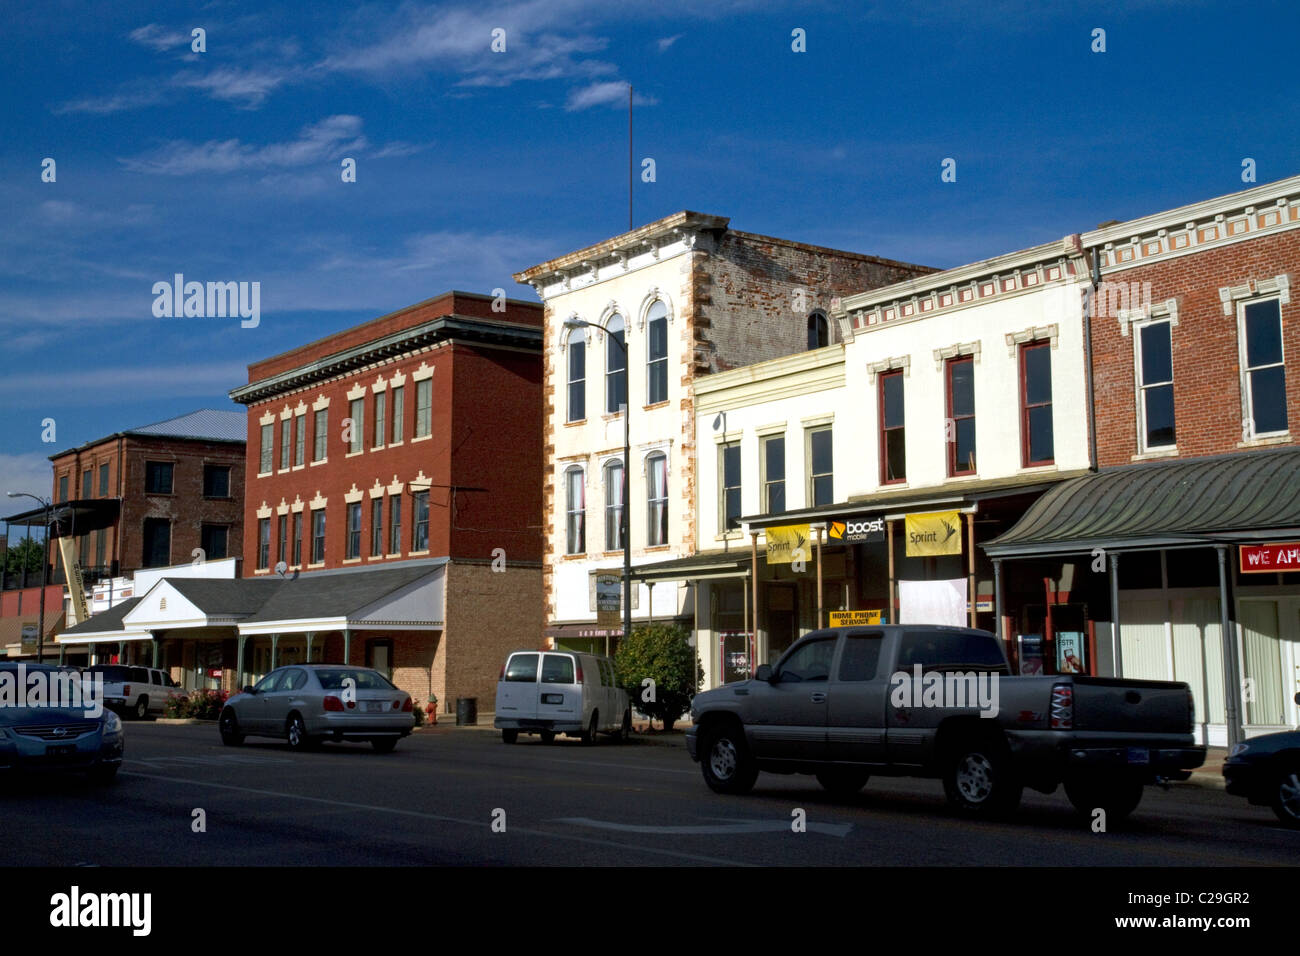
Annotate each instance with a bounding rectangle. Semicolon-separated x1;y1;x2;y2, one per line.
985;447;1300;558
2;498;121;536
628;551;758;583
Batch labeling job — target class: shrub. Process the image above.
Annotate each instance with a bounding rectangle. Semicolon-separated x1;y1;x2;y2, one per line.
163;689;229;720
412;703;426;727
614;622;703;731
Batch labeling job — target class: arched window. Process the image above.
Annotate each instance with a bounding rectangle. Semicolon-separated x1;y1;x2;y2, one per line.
605;314;627;414
807;310;829;350
646;452;668;546
566;326;586;422
564;466;585;555
604;459;624;551
646;300;668;404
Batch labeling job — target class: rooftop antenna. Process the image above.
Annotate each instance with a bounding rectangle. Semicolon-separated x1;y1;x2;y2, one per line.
628;83;634;232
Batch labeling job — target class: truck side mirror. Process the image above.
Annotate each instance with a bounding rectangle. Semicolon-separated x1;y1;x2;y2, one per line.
755;664;773;683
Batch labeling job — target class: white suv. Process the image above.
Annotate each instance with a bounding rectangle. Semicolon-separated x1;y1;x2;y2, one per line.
87;665;180;719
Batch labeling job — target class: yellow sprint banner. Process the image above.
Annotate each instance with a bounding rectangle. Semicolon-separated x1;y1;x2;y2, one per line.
904;510;962;557
765;523;810;565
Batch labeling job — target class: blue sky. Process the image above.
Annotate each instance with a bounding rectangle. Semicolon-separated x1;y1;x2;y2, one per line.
1;0;1297;505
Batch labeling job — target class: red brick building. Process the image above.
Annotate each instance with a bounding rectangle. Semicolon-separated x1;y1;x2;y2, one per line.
988;173;1300;745
222;290;545;707
46;410;247;581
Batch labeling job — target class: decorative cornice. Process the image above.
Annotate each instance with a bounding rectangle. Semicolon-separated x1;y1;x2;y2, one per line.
1117;298;1180;337
932;341;981;370
1219;273;1291;315
1005;324;1059;356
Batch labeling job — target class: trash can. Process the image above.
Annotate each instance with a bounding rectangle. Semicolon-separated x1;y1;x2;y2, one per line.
455;697;477;726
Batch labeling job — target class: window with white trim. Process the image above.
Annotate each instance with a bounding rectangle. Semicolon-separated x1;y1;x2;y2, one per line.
565;466;585;554
604;460;624;551
605;314;627;415
646;452;668;546
1135;319;1175;450
566;328;586;422
1238;297;1288;438
647;301;668;404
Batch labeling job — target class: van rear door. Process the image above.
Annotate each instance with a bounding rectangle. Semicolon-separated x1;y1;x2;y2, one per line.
497;653;541;722
539;653;581;724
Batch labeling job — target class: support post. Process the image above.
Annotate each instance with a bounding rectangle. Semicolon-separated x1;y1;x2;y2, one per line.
750;530;759;674
886;519;896;624
151;637;159;668
305;631;314;663
270;633;279;670
1109;552;1123;676
236;635;246;690
343;628;352;665
966;512;977;627
993;558;1004;645
1217;546;1243;750
814;524;824;629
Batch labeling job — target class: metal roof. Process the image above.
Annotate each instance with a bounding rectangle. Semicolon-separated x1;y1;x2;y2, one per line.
984;448;1300;557
127;409;247;442
240;561;446;624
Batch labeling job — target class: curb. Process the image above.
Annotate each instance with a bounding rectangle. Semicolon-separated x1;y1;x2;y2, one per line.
151;718;216;725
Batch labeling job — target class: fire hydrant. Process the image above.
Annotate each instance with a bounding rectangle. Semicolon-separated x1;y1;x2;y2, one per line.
427;694;438;725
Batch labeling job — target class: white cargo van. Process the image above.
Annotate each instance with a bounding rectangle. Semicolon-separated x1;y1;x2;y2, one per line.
494;650;632;744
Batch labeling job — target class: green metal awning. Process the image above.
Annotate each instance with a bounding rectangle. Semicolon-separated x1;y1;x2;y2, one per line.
984;447;1300;558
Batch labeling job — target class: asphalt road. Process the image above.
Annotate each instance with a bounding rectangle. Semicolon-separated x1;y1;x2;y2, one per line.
1;722;1295;867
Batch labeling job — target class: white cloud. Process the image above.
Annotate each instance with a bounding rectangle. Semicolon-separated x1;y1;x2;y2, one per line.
565;81;656;111
173;66;296;108
656;34;682;51
129;23;191;52
54;88;167;115
120;115;368;176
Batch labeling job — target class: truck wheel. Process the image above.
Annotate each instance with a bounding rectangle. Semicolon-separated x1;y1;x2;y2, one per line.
582;711;600;746
815;768;870;796
539;730;556;744
943;735;1022;816
700;723;758;795
1064;774;1144;822
1269;765;1300;828
134;697;149;720
501;729;518;744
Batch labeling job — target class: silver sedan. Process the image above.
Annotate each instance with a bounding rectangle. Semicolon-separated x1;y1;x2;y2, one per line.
219;664;414;752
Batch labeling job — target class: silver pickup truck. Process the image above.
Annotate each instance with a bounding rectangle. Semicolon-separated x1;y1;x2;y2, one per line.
686;624;1205;821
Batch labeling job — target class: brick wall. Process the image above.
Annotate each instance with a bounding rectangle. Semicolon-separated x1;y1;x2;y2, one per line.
52;436;245;575
697;230;936;373
1093;229;1300;466
440;559;544;709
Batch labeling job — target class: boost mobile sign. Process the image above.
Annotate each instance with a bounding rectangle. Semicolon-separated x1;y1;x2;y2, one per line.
829;517;884;544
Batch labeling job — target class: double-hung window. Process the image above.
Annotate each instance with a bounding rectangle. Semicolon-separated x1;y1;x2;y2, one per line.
646;452;668;546
646;301;668;405
1136;320;1175;450
1239;297;1287;437
721;443;742;531
807;426;833;506
604;460;624;551
761;435;785;514
565;467;585;554
1020;342;1054;466
946;356;976;475
880;370;906;484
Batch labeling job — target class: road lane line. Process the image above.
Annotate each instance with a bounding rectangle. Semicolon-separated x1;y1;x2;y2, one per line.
119;771;755;866
558;816;852;837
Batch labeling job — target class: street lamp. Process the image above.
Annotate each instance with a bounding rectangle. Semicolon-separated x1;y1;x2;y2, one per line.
7;492;52;664
563;317;632;654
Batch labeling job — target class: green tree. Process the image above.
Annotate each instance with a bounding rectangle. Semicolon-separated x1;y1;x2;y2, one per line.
3;537;44;577
614;622;703;731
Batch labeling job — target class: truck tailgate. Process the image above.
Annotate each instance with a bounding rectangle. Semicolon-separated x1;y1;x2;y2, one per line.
1071;678;1191;734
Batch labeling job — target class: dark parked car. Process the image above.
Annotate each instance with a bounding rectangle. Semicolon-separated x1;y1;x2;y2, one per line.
0;663;124;782
1223;692;1300;828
